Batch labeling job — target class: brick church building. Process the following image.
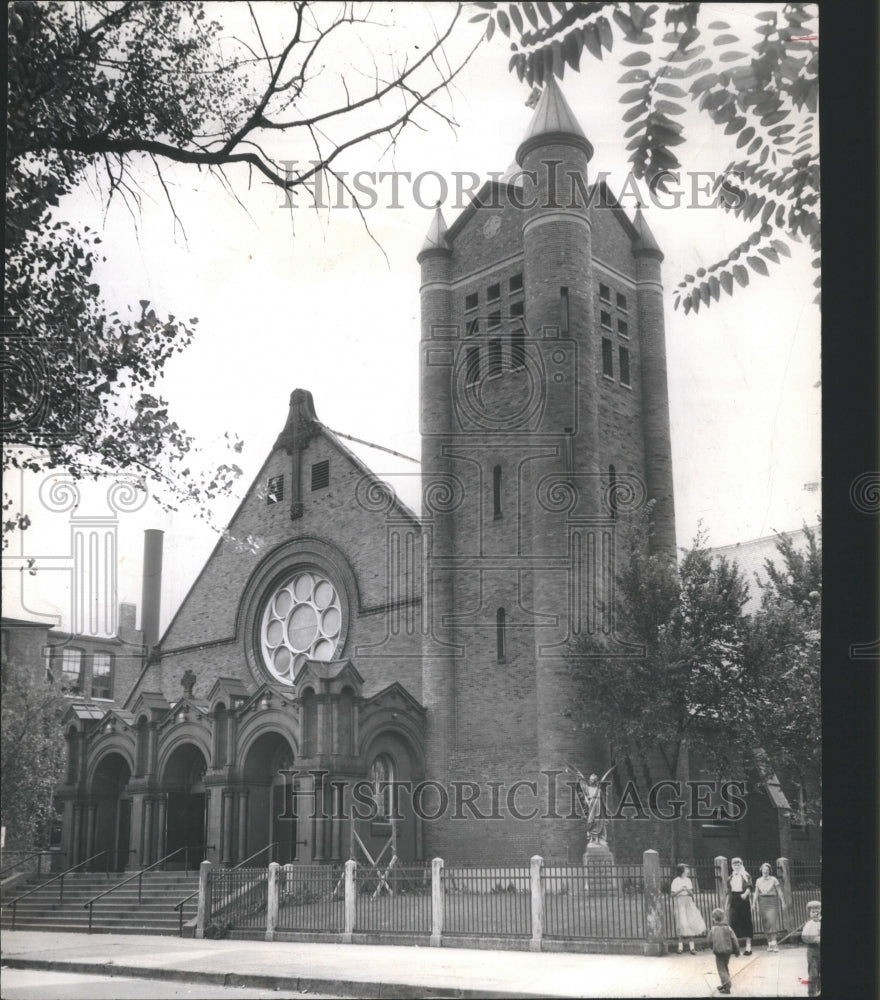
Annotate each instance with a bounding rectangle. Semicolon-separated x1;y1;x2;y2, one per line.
57;79;814;873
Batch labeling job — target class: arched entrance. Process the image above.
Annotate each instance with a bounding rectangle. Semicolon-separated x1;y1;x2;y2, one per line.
162;743;208;867
91;752;132;872
241;733;298;864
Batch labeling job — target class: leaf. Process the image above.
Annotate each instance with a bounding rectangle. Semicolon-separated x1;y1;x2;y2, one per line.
509;5;523;34
497;9;510;36
564;29;584;69
760;246;780;264
713;34;740;46
772;239;791;258
486;16;495;41
747;255;769;276
522;1;539;28
622;103;647;122
621;50;651;66
654;81;687;97
619;68;650;83
720;270;734;295
583;23;602;60
597;16;613;51
736;126;755;148
654;99;685;115
536;1;553;25
719;51;749;62
621;86;649;104
732;264;749;287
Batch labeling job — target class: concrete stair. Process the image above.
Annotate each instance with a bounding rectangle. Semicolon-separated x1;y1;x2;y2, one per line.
1;870;200;935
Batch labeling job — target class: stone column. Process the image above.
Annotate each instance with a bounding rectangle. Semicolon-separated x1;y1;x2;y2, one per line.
342;859;356;943
71;803;84;866
776;856;794;924
430;857;444;947
265;861;280;941
237;790;248;861
330;783;342;861
643;849;665;955
529;855;544;952
222;790;234;865
155;795;167;861
312;774;325;862
195;860;212;939
85;803;97;864
142;798;154;866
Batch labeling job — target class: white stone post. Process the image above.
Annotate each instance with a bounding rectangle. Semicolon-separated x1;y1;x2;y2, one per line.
715;855;730;907
342;858;356;943
195;860;212;939
266;862;280;941
430;857;444;947
776;856;794;925
529;855;543;952
643;849;664;955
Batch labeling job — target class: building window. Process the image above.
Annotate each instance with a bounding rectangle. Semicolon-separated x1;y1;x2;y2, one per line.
311;460;330;490
371;753;396;819
496;607;506;662
487;311;501;331
510;300;524;319
465;345;481;386
92;652;113;699
493;465;502;519
213;704;228;768
510;329;525;371
509;273;523;293
61;649;83;694
267;475;284;504
616;291;628;311
600;309;612;329
617;318;628;338
560;286;570;334
261;571;343;684
487;282;501;303
488;339;502;377
465;291;479;311
608;465;617;520
619;346;631;386
599;282;611;303
135;717;149;775
466;317;479;336
602;338;614;378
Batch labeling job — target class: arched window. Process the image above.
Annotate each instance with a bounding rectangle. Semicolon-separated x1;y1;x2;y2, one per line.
213;703;227;768
135;716;149;776
370;754;396;819
496;607;506;663
493;465;502;520
302;689;317;756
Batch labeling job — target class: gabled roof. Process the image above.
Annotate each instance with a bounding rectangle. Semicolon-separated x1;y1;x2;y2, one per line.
293;657;364;692
361;680;426;716
62;702;106;725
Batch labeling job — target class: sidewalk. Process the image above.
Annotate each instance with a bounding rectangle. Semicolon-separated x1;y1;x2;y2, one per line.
0;931;814;998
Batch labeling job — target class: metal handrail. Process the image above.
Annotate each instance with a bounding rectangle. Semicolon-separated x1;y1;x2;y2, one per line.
0;849;66;879
83;844;215;932
6;850;132;930
172;841;278;936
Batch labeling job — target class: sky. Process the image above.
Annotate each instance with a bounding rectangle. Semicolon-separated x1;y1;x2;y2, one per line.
3;2;820;637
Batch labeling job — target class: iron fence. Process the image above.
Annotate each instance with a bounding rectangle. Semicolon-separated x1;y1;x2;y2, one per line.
277;864;345;932
211;867;269;931
543;863;647;940
354;864;432;934
785;862;821;932
442;865;531;938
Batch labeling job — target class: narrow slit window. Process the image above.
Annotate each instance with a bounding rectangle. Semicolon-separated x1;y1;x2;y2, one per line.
493;465;502;519
267;475;284;504
91;652;113;699
560;286;570;334
496;607;506;662
465;345;481;386
488;338;502;377
602;338;614;378
619;346;631;386
311;460;330;490
511;329;525;371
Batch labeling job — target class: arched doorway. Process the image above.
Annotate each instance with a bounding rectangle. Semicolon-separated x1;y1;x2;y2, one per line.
241;733;298;864
91;752;132;872
162;743;208;867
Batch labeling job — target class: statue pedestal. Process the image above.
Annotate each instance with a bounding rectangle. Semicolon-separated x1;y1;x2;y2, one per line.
582;841;616;895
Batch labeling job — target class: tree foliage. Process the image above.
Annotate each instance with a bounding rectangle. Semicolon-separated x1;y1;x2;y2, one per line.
4;1;474;533
568;515;822;831
471;1;819;314
0;658;67;849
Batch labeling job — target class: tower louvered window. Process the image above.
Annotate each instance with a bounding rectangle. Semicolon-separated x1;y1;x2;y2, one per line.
311;460;330;490
267;475;284;504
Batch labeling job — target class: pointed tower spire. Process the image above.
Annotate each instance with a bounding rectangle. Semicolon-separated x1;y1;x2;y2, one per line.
516;74;593;166
419;202;449;255
632;204;664;259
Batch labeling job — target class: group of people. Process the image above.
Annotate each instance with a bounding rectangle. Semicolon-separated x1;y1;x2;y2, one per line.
670;858;821;995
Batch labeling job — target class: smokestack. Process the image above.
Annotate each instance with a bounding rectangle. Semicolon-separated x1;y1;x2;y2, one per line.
141;529;164;650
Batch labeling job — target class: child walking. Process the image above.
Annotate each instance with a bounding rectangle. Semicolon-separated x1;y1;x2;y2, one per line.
801;900;821;997
707;906;741;994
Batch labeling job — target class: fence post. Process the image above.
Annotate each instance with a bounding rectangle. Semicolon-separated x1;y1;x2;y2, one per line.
195;860;212;939
430;857;444;947
529;855;544;952
776;856;794;928
714;855;729;907
265;862;280;942
643;849;665;955
342;859;356;943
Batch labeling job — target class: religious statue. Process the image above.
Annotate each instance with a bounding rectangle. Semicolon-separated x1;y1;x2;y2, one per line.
567;761;614;848
181;669;196;697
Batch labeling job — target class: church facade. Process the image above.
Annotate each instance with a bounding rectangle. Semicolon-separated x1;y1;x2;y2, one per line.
56;80;811;874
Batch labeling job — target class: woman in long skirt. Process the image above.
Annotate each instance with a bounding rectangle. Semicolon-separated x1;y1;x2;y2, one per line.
755;862;785;951
671;864;706;953
726;857;753;954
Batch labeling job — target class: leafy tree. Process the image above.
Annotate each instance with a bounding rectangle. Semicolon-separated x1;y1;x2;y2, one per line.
471;1;819;314
0;657;67;850
4;1;474;535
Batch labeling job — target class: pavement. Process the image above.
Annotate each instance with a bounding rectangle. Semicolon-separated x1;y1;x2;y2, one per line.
0;931;816;998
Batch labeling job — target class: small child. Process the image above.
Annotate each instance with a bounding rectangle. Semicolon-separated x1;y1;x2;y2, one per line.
801;900;821;997
707;906;741;994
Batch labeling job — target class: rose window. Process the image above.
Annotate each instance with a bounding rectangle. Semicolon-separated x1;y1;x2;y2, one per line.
260;572;342;683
